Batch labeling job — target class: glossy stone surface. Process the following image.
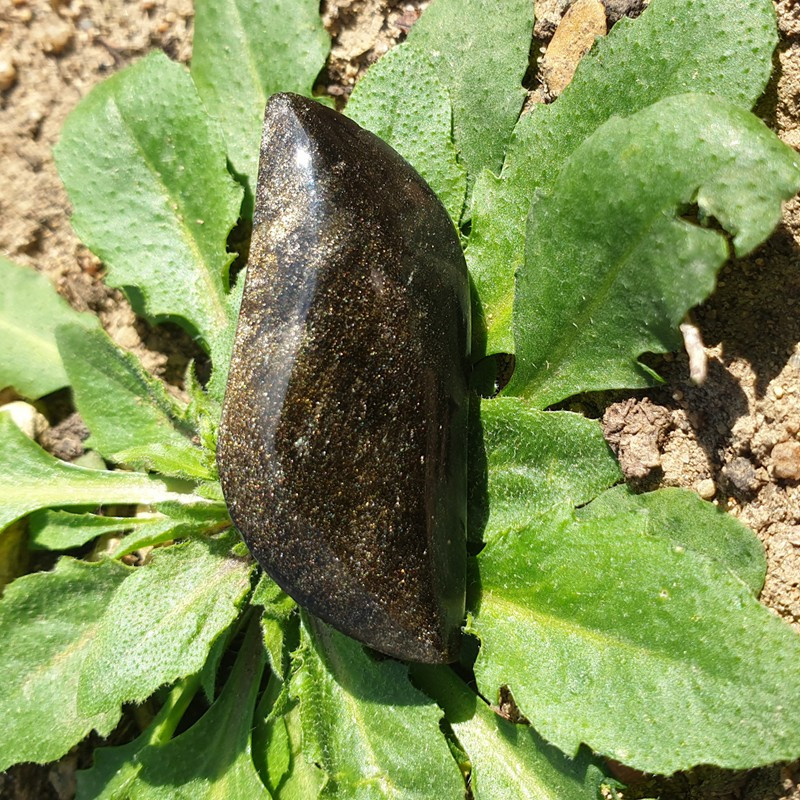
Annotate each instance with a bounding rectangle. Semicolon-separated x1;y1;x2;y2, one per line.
217;94;470;663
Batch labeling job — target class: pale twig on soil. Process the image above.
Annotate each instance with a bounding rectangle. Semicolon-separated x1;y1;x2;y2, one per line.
680;315;708;385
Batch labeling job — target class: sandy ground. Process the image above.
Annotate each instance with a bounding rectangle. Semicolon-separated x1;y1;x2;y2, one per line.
1;0;799;797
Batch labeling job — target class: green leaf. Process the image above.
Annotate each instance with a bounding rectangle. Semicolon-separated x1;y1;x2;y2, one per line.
467;0;781;354
404;0;533;198
54;52;243;390
191;0;329;198
79;736;150;800
29;498;227;554
251;573;297;679
109;443;214;481
508;94;800;406
78;535;253;725
0;257;99;399
56;324;205;469
261;687;324;800
0;557;130;770
472;397;621;545
128;619;270;799
414;665;608;800
29;510;149;550
111;499;231;558
291;614;465;799
206;271;246;404
468;511;800;773
253;679;291;793
77;679;201;800
0;415;197;531
186;363;224;455
578;485;766;594
195;479;226;503
347;45;466;225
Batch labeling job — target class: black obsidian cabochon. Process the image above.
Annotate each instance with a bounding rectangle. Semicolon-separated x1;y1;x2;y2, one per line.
217;93;470;663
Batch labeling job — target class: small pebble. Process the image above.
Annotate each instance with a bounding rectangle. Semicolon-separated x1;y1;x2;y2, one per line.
0;56;17;91
772;440;800;481
773;384;785;399
72;450;107;470
696;478;716;500
40;21;73;54
0;401;49;440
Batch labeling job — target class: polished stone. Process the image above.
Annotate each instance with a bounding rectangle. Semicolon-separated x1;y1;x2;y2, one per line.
217;93;470;663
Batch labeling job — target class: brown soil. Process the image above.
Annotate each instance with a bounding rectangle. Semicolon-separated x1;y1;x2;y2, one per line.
1;1;799;798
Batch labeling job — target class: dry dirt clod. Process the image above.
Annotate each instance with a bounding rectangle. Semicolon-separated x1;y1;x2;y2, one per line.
336;6;384;58
776;0;800;37
38;412;89;461
772;440;800;481
540;0;607;97
602;0;647;25
722;456;762;496
534;0;570;40
602;397;672;481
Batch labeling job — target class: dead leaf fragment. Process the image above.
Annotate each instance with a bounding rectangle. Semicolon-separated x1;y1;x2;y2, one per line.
540;0;606;96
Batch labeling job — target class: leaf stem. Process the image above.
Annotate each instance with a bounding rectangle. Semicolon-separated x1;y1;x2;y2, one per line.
145;673;202;746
